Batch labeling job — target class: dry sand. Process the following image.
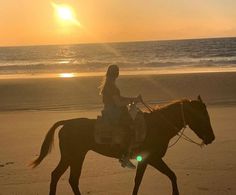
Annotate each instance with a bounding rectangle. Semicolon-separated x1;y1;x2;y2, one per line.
0;105;235;195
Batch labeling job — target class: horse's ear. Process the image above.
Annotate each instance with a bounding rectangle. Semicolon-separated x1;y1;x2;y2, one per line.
198;95;203;102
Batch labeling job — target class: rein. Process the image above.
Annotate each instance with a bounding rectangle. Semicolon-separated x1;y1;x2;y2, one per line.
141;100;203;148
141;99;154;112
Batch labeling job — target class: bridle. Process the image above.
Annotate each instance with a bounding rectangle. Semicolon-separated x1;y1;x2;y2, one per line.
141;99;204;148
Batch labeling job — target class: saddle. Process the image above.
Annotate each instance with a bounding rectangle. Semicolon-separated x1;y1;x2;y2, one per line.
94;104;147;146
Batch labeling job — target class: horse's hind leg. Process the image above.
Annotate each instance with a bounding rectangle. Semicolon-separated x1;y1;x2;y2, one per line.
49;159;69;195
132;162;147;195
68;154;86;195
150;158;179;195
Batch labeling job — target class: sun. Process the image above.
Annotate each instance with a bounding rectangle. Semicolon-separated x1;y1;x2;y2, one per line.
57;6;73;21
51;2;80;26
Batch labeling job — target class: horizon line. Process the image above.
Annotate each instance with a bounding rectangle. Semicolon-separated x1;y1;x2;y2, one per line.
1;35;236;48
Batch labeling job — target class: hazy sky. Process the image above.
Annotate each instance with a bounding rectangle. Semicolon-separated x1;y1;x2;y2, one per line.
0;0;235;46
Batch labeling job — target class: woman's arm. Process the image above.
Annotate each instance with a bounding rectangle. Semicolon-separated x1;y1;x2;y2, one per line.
113;95;142;107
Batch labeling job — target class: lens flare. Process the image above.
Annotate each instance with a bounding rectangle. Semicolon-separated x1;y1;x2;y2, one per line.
136;155;143;162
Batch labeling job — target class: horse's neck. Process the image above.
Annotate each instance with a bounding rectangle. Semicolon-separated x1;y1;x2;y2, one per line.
151;102;186;137
166;103;185;129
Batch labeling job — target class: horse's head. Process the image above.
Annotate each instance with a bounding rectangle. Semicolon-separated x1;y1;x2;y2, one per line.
186;95;215;145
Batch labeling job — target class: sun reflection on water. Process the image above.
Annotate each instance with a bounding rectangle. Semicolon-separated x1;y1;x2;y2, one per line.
59;73;75;78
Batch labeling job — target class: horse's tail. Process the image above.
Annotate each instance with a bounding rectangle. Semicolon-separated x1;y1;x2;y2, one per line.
30;120;65;168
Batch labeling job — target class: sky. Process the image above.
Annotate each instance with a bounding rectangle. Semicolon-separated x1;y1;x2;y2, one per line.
0;0;235;46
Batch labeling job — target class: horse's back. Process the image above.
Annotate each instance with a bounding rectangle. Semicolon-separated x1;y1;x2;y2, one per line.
58;118;95;149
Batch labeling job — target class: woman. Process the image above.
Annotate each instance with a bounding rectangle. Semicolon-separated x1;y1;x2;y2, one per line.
100;64;142;169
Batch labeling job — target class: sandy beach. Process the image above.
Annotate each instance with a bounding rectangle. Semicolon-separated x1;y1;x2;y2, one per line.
0;72;236;195
0;107;235;195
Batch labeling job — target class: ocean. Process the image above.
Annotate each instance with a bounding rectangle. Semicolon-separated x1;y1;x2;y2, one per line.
0;37;236;77
0;37;236;112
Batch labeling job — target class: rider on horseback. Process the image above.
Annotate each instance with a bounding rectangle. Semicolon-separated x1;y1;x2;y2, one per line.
100;64;142;169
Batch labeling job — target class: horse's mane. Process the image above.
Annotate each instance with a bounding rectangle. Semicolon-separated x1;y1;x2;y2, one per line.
153;98;190;111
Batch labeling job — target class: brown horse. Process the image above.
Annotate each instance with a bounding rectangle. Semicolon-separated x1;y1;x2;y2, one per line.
31;96;215;195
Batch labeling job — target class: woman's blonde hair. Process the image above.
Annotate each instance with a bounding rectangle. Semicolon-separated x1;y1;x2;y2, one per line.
99;65;119;95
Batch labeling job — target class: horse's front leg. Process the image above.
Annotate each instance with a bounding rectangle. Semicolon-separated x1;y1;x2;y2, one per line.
149;158;179;195
132;162;147;195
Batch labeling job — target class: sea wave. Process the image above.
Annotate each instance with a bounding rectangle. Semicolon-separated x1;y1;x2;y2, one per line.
0;59;236;76
1;37;236;76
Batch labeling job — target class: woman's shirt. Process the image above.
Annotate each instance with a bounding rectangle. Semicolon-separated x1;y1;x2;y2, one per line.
101;82;131;124
102;83;120;109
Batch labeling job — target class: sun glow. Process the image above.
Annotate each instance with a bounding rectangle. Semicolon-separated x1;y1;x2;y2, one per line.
57;7;73;21
59;73;76;78
51;2;80;26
